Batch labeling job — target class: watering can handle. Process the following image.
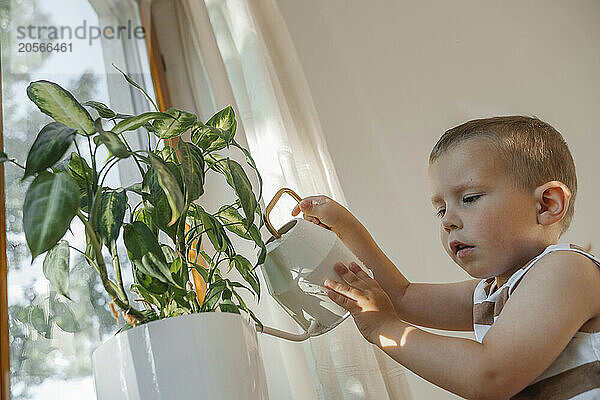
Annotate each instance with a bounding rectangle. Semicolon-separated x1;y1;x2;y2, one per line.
255;319;319;342
265;187;303;239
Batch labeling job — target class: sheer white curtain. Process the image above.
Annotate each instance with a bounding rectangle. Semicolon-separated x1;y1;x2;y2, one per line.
163;0;413;398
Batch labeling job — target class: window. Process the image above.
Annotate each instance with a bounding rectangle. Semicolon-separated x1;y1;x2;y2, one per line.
1;1;156;398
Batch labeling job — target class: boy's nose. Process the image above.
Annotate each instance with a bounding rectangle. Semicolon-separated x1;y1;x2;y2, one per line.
442;210;462;231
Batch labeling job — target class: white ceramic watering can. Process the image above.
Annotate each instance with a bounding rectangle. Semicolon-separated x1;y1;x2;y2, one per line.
255;188;372;342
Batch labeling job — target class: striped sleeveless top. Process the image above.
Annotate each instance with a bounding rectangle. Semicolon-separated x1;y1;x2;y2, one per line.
473;243;600;399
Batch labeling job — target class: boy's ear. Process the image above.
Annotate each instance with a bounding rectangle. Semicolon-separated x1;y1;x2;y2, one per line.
534;181;572;227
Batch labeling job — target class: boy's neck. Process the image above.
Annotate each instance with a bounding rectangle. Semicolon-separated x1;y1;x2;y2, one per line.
493;240;560;290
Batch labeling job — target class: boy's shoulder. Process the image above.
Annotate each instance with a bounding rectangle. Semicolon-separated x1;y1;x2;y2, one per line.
476;248;600;395
513;248;600;317
531;247;600;282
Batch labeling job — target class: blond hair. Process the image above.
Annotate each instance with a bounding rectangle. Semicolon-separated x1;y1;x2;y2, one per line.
429;116;577;236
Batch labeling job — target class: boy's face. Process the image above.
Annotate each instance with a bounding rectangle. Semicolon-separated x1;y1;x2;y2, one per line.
428;138;543;279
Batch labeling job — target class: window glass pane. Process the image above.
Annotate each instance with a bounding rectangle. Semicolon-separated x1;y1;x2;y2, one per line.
1;1;155;398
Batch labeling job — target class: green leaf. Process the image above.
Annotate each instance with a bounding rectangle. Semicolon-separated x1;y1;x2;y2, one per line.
219;300;239;314
134;207;158;237
141;308;160;322
178;140;205;202
206;105;236;143
256;242;267;267
153;108;197;139
203;280;227;311
27;80;95;136
228;280;254;295
96;189;127;247
191;123;229;152
30;304;50;338
191;205;233;254
66;152;91;210
227;159;256;229
93;119;130;158
205;154;234;186
165;298;189;317
216;205;254;241
53;300;79;333
190;264;209;283
157;145;176;163
112;63;159;111
215;205;265;267
24;172;80;260
201;212;225;252
229;255;260;298
162;245;178;265
126;182;143;195
149;154;184;226
24;122;77;179
170;257;188;288
232;141;263;204
142;168;177;239
123;222;180;287
42;241;71;300
83;101;116;119
133;271;168;298
112;112;172;134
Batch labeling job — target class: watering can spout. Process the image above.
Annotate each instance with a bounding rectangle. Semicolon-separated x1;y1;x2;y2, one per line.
255;319;320;342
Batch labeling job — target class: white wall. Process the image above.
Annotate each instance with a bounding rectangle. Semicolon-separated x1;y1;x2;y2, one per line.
273;1;600;398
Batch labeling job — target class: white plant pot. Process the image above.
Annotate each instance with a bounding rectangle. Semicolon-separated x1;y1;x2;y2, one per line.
92;312;269;400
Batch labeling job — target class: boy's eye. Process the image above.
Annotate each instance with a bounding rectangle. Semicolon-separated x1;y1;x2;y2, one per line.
435;195;481;218
463;194;482;203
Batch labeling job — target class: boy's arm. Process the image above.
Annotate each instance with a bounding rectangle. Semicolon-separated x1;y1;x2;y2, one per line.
367;251;600;399
336;215;478;331
397;280;480;331
294;196;477;331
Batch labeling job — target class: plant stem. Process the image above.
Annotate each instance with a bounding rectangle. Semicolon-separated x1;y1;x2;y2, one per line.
68;244;101;274
98;157;119;187
73;140;92;212
176;206;188;260
111;241;128;305
8;159;25;169
207;252;221;285
68;244;122;296
86;135;97;192
76;211;147;324
184;227;208;247
130;201;143;223
119;134;146;178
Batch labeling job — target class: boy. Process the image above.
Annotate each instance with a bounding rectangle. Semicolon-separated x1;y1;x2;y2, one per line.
291;116;600;399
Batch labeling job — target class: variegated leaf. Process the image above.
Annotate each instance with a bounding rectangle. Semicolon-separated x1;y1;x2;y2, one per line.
24;172;80;260
178;140;205;202
42;240;71;300
112;112;172;134
153;108;197;139
96;189;127;247
24;122;77;178
27;80;95;136
149;154;184;226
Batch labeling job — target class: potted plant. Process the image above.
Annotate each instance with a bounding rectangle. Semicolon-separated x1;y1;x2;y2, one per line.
2;66;269;399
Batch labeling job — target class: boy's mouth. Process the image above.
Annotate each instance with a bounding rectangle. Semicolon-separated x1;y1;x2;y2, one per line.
450;240;474;256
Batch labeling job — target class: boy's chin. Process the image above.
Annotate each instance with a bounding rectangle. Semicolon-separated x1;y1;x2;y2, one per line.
456;262;494;280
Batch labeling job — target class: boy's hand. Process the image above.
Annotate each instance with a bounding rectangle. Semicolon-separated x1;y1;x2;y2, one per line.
291;195;351;235
324;261;399;344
